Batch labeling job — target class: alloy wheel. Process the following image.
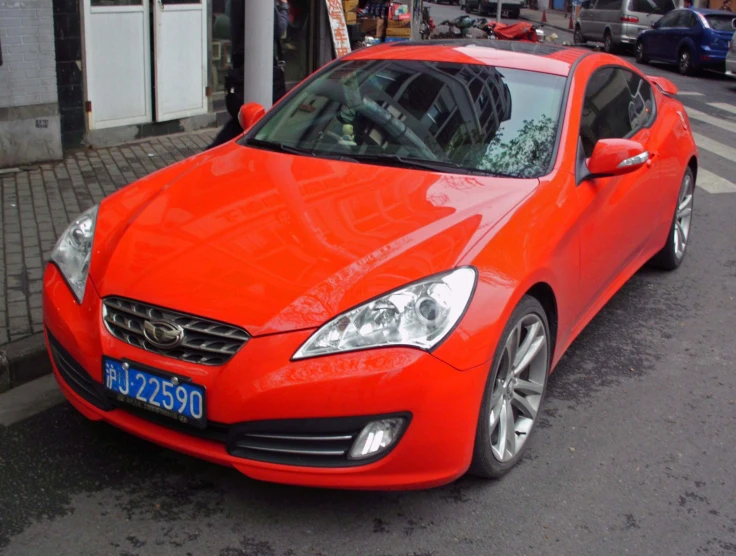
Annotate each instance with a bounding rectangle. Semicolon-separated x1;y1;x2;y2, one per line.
604;32;613;53
679;50;691;75
673;171;694;260
487;314;548;462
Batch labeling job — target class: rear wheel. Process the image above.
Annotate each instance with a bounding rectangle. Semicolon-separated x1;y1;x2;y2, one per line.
603;30;616;54
635;40;648;63
574;25;586;45
679;48;695;75
649;167;694;270
470;296;551;479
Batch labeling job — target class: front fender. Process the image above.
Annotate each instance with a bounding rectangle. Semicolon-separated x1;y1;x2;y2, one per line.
433;177;581;372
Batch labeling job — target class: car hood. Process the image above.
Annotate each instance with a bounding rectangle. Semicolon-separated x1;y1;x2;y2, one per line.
90;144;538;336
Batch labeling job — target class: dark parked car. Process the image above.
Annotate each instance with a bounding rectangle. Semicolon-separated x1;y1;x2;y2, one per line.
636;8;736;75
464;0;522;19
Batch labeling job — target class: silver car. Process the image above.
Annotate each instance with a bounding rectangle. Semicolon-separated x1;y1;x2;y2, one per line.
575;0;676;53
727;22;736;76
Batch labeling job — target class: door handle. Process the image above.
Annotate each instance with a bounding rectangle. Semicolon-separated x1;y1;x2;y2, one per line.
646;151;657;168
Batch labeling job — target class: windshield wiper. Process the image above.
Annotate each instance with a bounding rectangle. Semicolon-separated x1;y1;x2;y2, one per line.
243;138;315;157
243;138;359;163
348;153;517;177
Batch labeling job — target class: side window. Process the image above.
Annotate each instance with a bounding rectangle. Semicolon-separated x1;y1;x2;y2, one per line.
657;10;680;27
673;10;690;26
598;0;622;9
684;12;699;28
579;68;656;158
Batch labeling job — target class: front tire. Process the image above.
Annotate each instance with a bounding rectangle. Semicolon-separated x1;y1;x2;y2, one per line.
635;40;648;64
649;167;694;270
470;296;551;479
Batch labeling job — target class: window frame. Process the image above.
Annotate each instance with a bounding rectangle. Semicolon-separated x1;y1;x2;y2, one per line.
575;64;658;185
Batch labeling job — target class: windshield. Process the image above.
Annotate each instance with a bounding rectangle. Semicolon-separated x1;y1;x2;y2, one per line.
242;59;567;178
704;14;736;31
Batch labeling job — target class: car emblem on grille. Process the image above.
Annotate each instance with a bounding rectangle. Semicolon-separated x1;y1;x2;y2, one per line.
143;320;184;350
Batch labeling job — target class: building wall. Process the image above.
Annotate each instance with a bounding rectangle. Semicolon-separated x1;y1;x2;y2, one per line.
52;0;85;149
0;0;63;167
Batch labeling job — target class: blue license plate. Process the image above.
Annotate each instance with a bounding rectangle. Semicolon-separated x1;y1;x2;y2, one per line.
103;358;206;428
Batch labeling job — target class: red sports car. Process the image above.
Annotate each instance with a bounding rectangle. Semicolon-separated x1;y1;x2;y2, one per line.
43;41;697;490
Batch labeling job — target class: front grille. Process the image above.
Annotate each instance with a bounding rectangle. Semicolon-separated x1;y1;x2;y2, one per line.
102;297;249;366
228;414;411;467
47;331;112;411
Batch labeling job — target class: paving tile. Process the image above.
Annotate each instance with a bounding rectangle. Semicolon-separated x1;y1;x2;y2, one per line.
0;128;216;346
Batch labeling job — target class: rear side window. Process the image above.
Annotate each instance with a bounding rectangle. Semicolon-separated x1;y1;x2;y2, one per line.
704;14;736;31
628;0;675;14
596;0;623;10
579;68;656;158
657;9;681;26
682;11;699;28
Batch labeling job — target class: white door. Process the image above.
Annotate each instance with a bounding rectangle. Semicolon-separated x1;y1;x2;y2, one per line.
153;0;208;122
83;0;152;130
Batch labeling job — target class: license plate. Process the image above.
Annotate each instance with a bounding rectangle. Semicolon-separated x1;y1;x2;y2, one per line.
103;358;206;428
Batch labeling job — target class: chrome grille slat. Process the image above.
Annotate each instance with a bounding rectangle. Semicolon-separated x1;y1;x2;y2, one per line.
102;297;249;366
235;444;347;457
104;299;249;342
229;430;359;463
244;433;355;442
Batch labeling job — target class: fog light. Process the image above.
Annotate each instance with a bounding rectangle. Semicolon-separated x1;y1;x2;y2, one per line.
348;418;406;460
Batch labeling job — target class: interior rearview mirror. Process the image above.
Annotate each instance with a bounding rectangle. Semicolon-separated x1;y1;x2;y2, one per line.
238;102;266;131
586;139;649;178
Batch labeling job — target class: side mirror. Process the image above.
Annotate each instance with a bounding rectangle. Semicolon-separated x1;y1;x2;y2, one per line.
648;75;678;95
586;139;649;177
238;102;266;131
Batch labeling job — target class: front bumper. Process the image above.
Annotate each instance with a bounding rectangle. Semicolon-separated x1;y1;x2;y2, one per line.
43;264;489;490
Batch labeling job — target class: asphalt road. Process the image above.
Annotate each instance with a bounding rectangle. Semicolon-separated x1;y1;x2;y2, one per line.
2;7;736;555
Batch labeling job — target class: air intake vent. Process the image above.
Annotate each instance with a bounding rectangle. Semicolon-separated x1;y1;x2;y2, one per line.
47;331;112;411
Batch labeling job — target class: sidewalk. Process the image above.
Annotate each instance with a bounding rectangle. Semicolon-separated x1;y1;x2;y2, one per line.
0;128;217;392
520;7;575;33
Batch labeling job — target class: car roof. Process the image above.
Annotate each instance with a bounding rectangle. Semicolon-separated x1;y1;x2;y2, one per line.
344;40;590;77
692;7;736;15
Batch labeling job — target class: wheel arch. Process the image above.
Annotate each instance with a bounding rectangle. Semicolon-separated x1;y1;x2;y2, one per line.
677;39;694;56
688;155;697;183
524;282;559;363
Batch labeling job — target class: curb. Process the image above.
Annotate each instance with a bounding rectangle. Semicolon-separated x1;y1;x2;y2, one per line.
0;333;52;394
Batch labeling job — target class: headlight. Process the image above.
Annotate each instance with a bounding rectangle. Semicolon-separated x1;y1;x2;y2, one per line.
50;205;99;303
293;267;477;359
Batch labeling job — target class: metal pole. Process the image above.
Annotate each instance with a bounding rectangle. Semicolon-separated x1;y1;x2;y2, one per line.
243;0;274;108
496;0;502;21
410;0;423;40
